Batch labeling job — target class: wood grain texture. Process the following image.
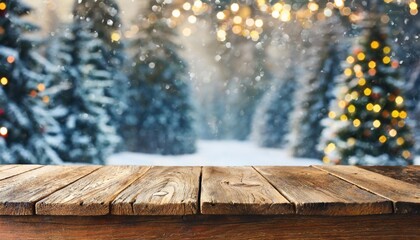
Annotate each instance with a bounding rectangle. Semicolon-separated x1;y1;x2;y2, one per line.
112;166;201;215
0;165;42;181
36;166;151;216
315;165;420;214
1;215;419;240
255;166;392;215
0;166;98;215
359;166;420;187
201;167;294;215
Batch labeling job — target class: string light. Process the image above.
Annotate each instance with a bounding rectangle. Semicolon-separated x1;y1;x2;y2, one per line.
353;119;361;127
6;56;15;64
379;135;387;143
373;120;381;128
395;96;404;105
0;127;8;137
383;56;391;64
0;2;6;11
0;77;8;86
370;41;380;49
389;129;397;137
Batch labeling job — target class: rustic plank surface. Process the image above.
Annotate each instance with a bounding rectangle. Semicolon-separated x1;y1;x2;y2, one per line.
0;165;42;181
255;166;392;215
360;166;420;187
112;166;201;215
201;167;294;215
1;215;419;240
0;166;99;215
36;166;151;216
315;165;420;214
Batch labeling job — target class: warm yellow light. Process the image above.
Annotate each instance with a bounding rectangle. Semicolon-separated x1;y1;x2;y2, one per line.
37;83;46;92
409;2;418;10
172;9;181;18
370;41;380;49
346;56;355;64
255;19;264;28
389;129;397;137
0;77;8;85
308;2;319;11
280;10;291;22
182;28;192;37
183;2;191;11
232;25;242;34
233;16;242;24
402;150;411;159
323;156;330;164
392;110;399;118
344;68;352;76
379;135;387;143
217;29;226;41
325;142;336;153
348;104;356;113
395;96;404;105
383;46;391;54
0;127;7;136
368;61;376;69
340;115;348;121
358;78;366;86
328;111;336;119
398;120;405;127
42;96;50;104
347;138;356;146
111;32;121;42
353;119;361;127
366;103;374;111
250;30;260;41
373;104;381;113
357;52;365;61
6;56;15;64
396;137;405;145
364;88;372;96
399;111;407;119
0;3;6;11
231;3;240;12
383;56;391;64
216;11;225;20
334;0;344;8
338;100;347;109
373;120;381;128
324;8;333;17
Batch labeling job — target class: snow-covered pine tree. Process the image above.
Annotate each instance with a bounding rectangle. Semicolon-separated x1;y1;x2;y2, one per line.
123;0;196;155
73;0;127;143
47;21;120;164
290;16;345;159
0;0;63;164
251;66;296;148
320;19;414;165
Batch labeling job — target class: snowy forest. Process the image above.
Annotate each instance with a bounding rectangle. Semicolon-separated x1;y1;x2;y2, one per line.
0;0;419;166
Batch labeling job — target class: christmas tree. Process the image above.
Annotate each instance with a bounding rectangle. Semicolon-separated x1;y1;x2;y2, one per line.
123;0;196;155
0;0;63;164
320;20;415;165
47;21;120;164
251;66;296;148
73;0;127;144
290;16;345;159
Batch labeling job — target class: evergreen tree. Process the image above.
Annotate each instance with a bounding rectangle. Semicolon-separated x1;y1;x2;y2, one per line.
290;16;345;159
47;21;119;164
123;0;196;155
73;0;127;143
251;66;296;148
320;20;414;165
0;0;63;164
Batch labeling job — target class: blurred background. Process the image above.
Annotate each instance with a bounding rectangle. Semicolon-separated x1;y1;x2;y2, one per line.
0;0;419;166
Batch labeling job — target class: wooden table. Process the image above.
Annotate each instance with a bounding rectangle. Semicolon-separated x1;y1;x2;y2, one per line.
0;165;419;239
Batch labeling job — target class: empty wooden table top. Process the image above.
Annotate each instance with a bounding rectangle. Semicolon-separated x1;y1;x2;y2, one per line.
0;165;418;216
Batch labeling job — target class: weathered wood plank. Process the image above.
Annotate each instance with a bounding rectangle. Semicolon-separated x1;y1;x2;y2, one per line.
1;215;419;240
359;166;420;187
201;167;294;215
0;165;42;181
255;166;392;215
0;166;99;215
315;165;420;214
36;166;151;216
112;166;201;215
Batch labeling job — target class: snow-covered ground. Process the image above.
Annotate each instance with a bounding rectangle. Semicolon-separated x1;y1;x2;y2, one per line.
108;140;420;166
108;140;322;166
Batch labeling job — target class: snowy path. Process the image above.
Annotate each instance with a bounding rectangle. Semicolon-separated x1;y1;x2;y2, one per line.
107;140;322;166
